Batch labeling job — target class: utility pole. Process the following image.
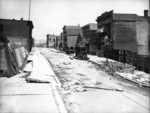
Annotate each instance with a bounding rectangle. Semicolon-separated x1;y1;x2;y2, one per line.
0;0;1;18
28;0;31;20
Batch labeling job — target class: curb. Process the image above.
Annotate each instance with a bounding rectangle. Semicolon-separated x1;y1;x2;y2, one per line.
50;83;68;113
40;50;67;113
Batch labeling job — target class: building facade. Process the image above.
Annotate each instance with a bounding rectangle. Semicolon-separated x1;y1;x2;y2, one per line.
46;34;61;48
0;18;34;51
82;23;97;54
62;25;83;53
96;10;150;73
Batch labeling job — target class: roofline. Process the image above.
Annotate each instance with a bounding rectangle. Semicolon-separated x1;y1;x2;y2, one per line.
63;25;81;29
0;18;34;28
96;10;147;22
47;34;60;37
82;23;97;28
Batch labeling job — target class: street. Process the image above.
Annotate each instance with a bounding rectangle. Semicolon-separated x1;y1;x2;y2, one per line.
40;48;149;113
1;1;149;113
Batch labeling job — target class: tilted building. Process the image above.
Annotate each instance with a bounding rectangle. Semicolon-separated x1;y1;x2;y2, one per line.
0;18;34;52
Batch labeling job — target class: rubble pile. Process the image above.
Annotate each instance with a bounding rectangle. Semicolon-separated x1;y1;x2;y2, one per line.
101;61;136;74
98;61;150;87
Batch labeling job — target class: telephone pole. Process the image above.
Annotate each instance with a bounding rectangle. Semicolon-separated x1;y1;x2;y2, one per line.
28;0;31;20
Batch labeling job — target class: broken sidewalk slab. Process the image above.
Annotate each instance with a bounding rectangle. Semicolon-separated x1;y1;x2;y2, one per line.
25;73;56;83
23;61;33;72
1;73;28;84
25;77;50;83
1;48;67;113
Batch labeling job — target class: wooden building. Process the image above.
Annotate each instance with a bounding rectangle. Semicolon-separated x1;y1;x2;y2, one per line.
62;25;83;54
82;23;97;54
46;34;61;49
47;34;55;47
96;10;150;73
0;18;34;52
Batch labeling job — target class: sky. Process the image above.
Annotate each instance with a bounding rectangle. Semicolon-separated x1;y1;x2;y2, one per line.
0;0;149;41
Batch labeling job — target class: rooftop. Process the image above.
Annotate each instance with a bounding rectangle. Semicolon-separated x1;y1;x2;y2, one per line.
63;25;81;30
96;10;148;22
113;13;145;21
82;23;97;30
0;18;34;28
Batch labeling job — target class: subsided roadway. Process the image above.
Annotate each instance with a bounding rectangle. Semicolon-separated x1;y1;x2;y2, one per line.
40;48;150;113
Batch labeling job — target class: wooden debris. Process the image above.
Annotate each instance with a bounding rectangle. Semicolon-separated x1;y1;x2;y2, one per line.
84;86;123;92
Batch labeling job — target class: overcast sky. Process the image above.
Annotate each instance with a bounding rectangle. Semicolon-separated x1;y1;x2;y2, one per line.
0;0;149;41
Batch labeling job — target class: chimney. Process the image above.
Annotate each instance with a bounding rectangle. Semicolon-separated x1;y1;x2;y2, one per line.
20;18;23;21
144;10;148;17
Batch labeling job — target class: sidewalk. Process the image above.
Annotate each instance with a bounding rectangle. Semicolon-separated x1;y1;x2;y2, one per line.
0;48;66;113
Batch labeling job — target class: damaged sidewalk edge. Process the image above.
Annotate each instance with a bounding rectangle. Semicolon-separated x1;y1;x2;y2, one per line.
40;50;68;113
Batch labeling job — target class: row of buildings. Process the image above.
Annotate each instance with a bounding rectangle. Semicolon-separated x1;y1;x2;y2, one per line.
47;10;150;73
96;10;150;73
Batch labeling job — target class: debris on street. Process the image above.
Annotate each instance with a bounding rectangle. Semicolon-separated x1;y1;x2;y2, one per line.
88;55;150;87
40;48;150;113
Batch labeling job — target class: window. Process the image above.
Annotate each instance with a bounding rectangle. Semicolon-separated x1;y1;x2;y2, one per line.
0;24;3;32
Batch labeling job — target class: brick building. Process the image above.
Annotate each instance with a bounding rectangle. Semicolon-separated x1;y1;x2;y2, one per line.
0;18;34;51
96;10;150;73
82;23;97;54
